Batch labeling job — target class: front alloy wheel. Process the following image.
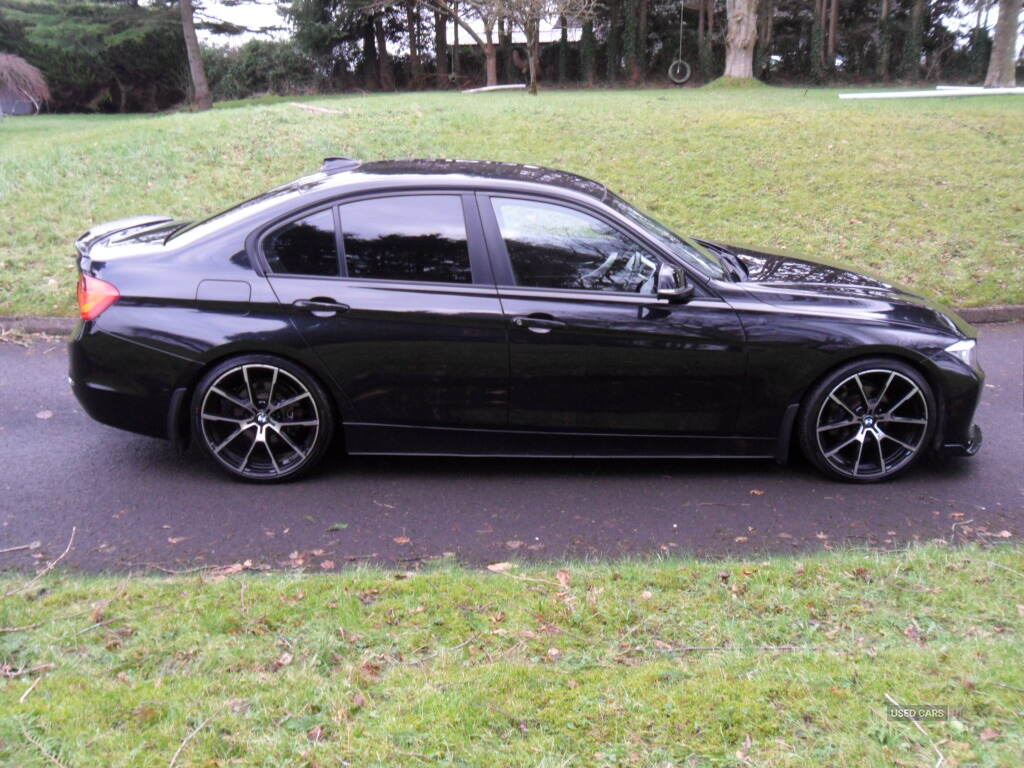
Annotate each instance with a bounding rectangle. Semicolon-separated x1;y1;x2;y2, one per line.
193;355;333;481
799;359;935;482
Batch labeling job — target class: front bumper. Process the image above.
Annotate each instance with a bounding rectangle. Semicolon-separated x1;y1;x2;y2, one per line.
941;423;983;457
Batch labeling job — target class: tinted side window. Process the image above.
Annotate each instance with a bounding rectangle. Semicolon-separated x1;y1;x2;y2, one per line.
491;197;659;294
263;209;339;276
339;195;472;284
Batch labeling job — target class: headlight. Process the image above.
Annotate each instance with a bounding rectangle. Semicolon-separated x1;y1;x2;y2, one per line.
944;338;977;368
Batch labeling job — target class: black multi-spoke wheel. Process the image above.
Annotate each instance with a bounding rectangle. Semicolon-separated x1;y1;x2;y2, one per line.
192;355;333;481
799;359;935;482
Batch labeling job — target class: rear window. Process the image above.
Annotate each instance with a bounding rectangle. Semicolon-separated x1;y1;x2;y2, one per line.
263;209;339;276
339;195;472;284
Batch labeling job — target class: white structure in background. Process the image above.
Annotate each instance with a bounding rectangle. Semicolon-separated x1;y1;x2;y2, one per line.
839;86;1024;100
446;18;580;45
197;2;580;49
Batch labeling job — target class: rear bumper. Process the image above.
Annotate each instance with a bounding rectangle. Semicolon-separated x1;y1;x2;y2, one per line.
68;322;199;439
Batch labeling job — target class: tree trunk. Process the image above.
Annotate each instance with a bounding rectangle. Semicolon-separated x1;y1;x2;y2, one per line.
362;17;380;89
723;0;759;78
581;19;596;85
877;0;890;81
452;1;459;77
698;0;705;48
179;0;212;110
754;0;773;78
634;0;648;82
984;0;1022;86
624;0;638;81
700;0;716;79
484;40;498;86
527;18;540;94
406;0;422;80
811;0;825;80
826;0;838;71
374;14;396;91
434;9;448;81
606;0;621;81
901;0;924;80
558;14;569;83
500;17;513;82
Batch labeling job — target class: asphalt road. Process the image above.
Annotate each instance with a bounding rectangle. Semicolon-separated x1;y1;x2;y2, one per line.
1;324;1021;572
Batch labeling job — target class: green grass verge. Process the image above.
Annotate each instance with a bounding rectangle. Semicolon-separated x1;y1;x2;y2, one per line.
2;544;1022;766
0;86;1022;316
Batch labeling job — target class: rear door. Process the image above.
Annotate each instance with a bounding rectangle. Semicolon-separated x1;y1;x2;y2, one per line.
263;192;508;430
478;193;747;443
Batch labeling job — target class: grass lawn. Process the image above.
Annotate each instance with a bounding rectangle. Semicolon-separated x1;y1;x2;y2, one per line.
0;86;1022;316
1;544;1022;766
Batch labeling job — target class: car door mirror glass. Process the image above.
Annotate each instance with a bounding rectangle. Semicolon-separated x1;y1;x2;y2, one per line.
656;264;694;302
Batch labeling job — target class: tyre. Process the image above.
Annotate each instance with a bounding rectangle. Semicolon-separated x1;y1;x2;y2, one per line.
668;59;692;85
798;358;936;483
192;354;334;482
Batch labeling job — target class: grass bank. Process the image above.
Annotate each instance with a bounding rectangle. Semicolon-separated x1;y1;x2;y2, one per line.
0;86;1022;316
1;544;1022;766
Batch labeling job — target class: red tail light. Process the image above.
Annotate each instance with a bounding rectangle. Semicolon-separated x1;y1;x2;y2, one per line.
77;275;119;320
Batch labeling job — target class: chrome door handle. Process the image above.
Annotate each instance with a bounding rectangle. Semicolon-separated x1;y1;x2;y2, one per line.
511;315;566;334
293;298;350;317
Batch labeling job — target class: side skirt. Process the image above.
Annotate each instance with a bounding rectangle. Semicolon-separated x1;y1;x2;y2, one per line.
344;423;775;459
774;403;801;464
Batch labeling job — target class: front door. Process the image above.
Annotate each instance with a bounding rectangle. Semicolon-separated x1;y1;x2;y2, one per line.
480;194;746;443
263;192;508;430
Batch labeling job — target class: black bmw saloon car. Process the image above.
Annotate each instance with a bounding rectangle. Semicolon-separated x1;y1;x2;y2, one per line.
69;158;983;483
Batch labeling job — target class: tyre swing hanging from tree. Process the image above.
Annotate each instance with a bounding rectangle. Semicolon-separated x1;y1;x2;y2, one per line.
668;0;693;84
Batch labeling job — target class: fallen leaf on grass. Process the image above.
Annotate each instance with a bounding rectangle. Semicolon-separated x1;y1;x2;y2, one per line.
556;569;571;588
749;489;765;496
320;560;335;570
392;536;410;545
904;624;926;644
547;647;562;660
91;600;110;623
640;590;653;600
35;410;53;420
505;540;523;550
487;562;515;572
272;652;293;669
207;562;245;581
227;698;249;713
815;532;829;540
734;536;749;543
307;725;325;742
979;727;1000;741
167;537;187;545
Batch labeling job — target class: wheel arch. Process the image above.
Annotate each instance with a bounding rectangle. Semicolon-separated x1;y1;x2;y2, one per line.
168;348;346;453
777;348;945;462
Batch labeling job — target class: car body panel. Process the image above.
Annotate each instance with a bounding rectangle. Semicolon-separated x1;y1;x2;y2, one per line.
67;159;985;468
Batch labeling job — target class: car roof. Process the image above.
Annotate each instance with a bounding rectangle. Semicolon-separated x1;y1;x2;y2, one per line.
314;158;611;202
167;159;612;247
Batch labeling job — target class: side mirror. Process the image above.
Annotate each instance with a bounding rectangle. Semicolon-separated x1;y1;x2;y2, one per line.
656;264;694;303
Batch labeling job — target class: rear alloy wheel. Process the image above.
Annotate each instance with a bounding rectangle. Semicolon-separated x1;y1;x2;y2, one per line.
799;359;935;482
193;355;333;481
